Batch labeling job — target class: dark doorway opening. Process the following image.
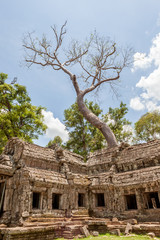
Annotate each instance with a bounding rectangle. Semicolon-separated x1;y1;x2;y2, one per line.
78;193;85;207
96;193;105;207
0;182;6;215
52;194;61;209
125;194;137;210
144;192;160;209
32;192;40;209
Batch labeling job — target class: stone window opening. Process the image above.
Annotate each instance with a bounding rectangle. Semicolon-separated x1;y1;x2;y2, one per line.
52;193;61;209
125;194;137;210
96;193;105;207
78;193;85;207
32;192;41;209
144;192;160;209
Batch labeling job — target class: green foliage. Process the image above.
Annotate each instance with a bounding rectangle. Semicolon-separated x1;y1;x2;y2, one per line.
46;136;63;147
103;102;133;143
0;73;47;153
63;101;132;159
135;111;160;142
64;101;105;159
57;233;156;240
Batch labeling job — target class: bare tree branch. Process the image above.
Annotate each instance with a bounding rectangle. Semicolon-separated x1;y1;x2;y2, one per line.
51;21;67;53
23;23;133;148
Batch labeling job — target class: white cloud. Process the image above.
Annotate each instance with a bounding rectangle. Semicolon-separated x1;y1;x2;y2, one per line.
140;92;149;100
105;114;115;126
145;101;160;112
149;34;160;66
136;67;160;101
132;33;160;71
0;109;7;113
132;52;151;71
42;110;69;142
130;97;145;111
122;125;134;145
122;125;134;134
130;33;160;112
107;114;115;126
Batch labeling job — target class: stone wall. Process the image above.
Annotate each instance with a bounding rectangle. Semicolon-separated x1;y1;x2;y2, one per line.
87;141;160;221
0;226;56;240
1;138;160;225
87;140;160;173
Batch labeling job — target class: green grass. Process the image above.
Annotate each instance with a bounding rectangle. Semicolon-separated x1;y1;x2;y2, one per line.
57;233;160;240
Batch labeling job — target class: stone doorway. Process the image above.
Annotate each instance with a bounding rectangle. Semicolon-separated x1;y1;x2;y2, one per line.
78;193;85;207
125;194;137;210
144;192;160;209
96;193;105;207
52;193;61;209
0;181;6;215
32;192;41;209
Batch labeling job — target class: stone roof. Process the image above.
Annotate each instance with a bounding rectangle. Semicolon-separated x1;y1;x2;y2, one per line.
1;138;160;176
87;140;160;171
2;138;85;167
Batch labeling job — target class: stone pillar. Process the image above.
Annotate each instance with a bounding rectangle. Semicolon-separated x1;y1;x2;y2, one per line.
135;188;145;212
157;191;160;204
84;190;89;208
117;188;126;212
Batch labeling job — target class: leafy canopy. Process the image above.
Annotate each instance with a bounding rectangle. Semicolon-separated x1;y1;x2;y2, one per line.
135;111;160;142
46;136;63;147
61;101;132;159
103;102;133;143
0;73;47;153
63;100;105;159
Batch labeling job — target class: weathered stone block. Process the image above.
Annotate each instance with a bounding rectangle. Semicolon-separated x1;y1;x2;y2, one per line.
147;232;156;238
92;231;99;236
110;228;121;236
125;223;132;235
80;225;90;237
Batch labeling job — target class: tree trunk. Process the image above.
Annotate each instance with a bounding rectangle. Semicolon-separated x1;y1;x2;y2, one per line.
77;93;118;148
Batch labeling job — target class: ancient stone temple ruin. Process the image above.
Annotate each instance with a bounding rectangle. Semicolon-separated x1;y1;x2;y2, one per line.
0;137;160;239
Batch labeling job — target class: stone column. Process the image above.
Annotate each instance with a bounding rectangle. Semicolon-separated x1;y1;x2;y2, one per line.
135;188;145;212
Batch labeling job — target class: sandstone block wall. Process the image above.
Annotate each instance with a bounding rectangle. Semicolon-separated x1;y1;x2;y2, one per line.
1;138;160;224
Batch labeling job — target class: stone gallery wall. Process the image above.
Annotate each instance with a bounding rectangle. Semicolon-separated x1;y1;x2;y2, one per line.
0;138;160;225
87;140;160;221
0;138;89;225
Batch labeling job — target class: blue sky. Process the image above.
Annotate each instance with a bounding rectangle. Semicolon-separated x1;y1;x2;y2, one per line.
1;0;160;146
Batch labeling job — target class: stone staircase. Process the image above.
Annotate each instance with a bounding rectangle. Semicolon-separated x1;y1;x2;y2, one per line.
2;217;160;239
23;211;89;239
7;209;160;240
71;209;91;222
22;211;124;239
55;225;84;239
